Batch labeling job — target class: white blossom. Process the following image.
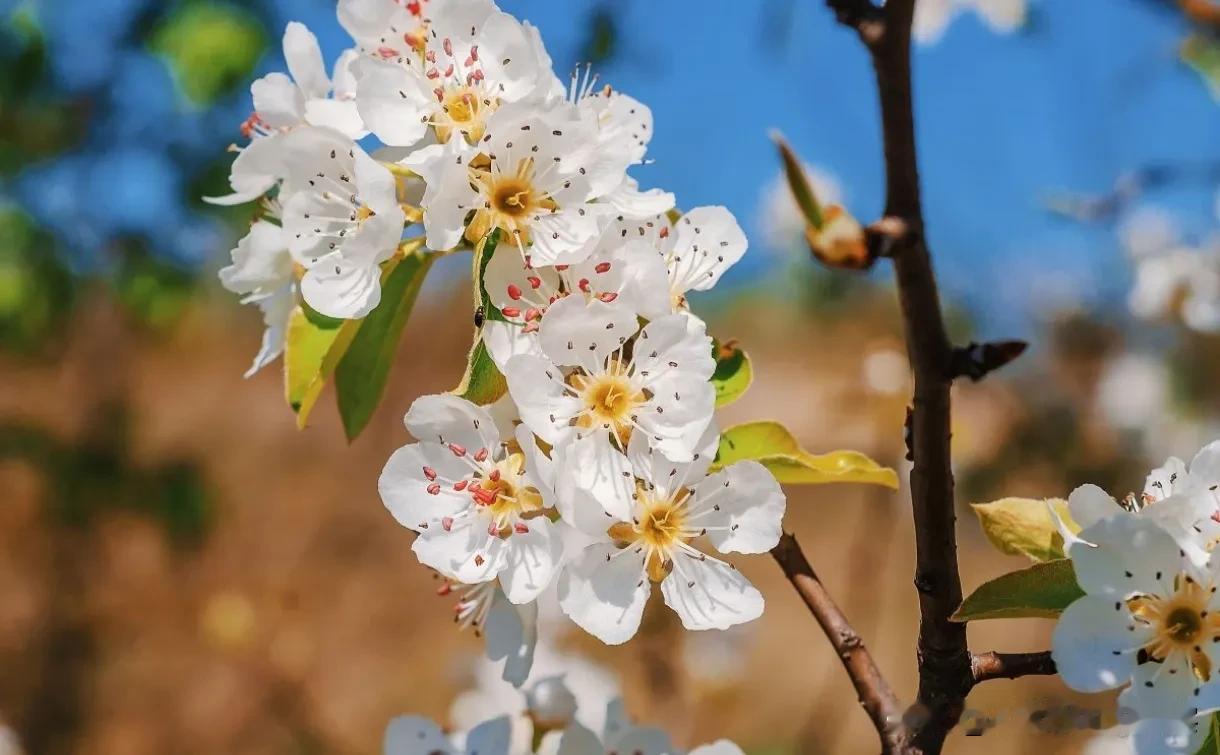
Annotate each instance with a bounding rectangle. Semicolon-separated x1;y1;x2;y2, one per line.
354;0;560;150
218;219;296;377
1052;514;1220;722
384;714;510;755
913;0;1026;45
558;429;784;644
480;239;669;370
280;127;406;318
504;296;716;516
379;394;564;604
538;698;746;755
404;102;614;260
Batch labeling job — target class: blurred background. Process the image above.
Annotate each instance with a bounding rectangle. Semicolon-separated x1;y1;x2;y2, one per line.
0;0;1218;752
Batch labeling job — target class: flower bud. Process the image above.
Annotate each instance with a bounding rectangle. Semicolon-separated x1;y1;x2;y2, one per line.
804;205;871;270
524;675;578;733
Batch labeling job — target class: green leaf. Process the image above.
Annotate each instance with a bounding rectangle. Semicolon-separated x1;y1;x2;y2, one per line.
770;130;823;229
449;228;509;406
472;228;505;322
284;304;359;429
452;337;507;405
712;421;898;489
971;497;1078;563
334;249;436;441
711;339;753;408
1195;714;1220;755
952;559;1084;622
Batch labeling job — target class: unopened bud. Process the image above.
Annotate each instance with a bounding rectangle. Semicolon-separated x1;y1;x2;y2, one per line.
525;676;578;733
805;205;872;270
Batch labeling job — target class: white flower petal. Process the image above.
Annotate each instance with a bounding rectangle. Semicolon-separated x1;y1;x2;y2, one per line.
633;374;716;463
251;72;305;128
300;251;382;318
1118;653;1200;721
483;320;542;372
283;22;330;100
384;715;452;755
219;220;293;296
1072;515;1186;598
1068;484;1120;531
245;283;294;378
693;461;785;555
412;516;508;583
669;206;748;294
503;354;582;446
354;57;433;147
538;296;638;373
602;178;675;221
1131;718;1200;755
305;99;366;139
500;516;565;604
689;742;747;755
1051;595;1147;693
203;135;284;205
404;393;501;458
484;588;538;687
625;420;718;495
462;716;512;755
563;430;634;523
661;554;764;631
633;313;715;382
379;443;471;531
558;542;650;645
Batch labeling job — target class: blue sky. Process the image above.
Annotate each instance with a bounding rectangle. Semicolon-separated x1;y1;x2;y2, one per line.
18;0;1216;336
485;0;1220;336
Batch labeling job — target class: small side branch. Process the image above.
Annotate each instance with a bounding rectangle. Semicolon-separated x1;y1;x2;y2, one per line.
825;0;886;43
771;533;910;753
971;651;1057;684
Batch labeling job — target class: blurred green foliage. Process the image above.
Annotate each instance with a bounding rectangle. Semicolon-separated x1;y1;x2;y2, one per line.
112;246;198;333
150;0;266;106
0;405;212;547
0;208;76;355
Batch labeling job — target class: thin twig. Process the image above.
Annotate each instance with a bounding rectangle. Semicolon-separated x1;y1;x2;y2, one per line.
971;651;1057;684
770;533;910;753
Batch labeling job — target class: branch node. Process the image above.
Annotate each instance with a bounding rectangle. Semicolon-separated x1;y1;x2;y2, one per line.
949;340;1028;382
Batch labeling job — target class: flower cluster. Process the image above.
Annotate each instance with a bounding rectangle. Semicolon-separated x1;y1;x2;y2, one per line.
1052;442;1220;752
385;671;744;755
212;0;786;686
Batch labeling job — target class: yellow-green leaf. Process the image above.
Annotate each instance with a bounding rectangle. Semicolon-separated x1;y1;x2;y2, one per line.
771;130;824;229
952;559;1084;622
452;337;506;405
711;340;752;408
334;249;435;441
284;304;358;429
711;421;898;489
1195;713;1220;755
971;497;1078;563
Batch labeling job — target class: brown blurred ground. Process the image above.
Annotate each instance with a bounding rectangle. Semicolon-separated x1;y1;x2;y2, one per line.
0;277;1127;755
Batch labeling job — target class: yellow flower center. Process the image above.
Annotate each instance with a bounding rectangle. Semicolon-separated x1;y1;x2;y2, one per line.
571;365;645;446
464;158;557;245
476;453;543;535
607;487;694;583
1129;574;1220;682
435;87;490;144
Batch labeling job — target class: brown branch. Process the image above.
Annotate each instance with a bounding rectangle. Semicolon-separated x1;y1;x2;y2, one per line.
868;1;973;752
809;0;976;750
971;651;1057;684
771;533;910;753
